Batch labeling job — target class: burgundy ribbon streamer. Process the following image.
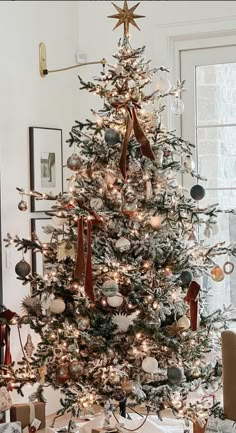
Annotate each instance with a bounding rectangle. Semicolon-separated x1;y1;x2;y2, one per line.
184;281;200;331
74;218;85;279
0;309;17;365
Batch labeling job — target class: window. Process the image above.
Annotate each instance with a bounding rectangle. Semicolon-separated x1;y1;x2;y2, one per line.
181;46;236;311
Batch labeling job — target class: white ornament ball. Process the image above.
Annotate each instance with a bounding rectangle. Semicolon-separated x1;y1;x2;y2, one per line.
52;216;67;226
50;298;66;314
150;215;165;230
156;77;172;94
115;236;131;252
102;280;119;297
142;356;158;374
177;315;191;330
107;293;124;308
90;197;103;211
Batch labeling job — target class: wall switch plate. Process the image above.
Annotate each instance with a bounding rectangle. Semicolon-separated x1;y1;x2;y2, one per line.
76;51;87;64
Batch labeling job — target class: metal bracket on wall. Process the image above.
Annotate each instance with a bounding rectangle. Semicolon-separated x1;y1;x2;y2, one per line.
39;42;106;78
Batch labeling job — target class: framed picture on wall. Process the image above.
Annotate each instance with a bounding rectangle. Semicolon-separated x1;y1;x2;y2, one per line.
29;127;63;212
31;217;54;275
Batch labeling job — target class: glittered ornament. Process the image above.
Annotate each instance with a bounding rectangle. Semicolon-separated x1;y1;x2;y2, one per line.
24;334;35;358
115;236;131;252
67;154;82;171
122;202;138;218
68;360;83;379
150;214;165;230
167;366;184;385
52;216;67;226
78;315;90;330
104;128;120;145
15;258;31;278
50;298;66;314
56;365;69;383
18;200;28;211
210;265;225;282
102;280;119;297
107;294;124;308
190;185;205;201
90;197;103;211
142;356;158;374
177;315;191;330
180;270;193;286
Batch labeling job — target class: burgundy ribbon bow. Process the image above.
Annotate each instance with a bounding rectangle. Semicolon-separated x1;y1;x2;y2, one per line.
112;101;155;179
74;209;102;302
0;309;17;365
184;281;200;331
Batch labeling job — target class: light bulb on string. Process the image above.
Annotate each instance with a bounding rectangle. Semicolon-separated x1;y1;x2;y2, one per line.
171;95;184;115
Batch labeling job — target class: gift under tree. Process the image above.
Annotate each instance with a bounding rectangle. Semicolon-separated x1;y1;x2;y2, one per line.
3;0;236;428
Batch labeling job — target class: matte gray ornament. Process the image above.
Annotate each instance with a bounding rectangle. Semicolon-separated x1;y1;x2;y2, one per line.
190;185;205;201
15;259;31;278
18;200;28;211
67;154;82;171
180;270;193;286
104;128;120;145
167;366;184;384
102;280;119;297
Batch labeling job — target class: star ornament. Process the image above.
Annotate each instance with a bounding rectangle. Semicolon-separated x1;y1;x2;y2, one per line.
167;322;185;337
108;1;145;37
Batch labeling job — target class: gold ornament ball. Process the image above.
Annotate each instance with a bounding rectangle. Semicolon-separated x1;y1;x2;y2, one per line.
56;365;69;383
150;215;165;230
211;265;225;282
50;298;66;314
177;315;190;330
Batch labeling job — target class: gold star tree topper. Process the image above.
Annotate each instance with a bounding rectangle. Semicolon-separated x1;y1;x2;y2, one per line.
108;1;145;37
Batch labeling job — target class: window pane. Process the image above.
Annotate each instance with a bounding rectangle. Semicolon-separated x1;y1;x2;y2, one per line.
196;63;236;126
197;126;236;189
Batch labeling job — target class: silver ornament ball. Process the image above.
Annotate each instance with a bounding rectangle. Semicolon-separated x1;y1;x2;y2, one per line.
104;128;120;145
18;200;28;211
167;366;184;385
67;154;82;171
102;280;119;297
15;259;31;278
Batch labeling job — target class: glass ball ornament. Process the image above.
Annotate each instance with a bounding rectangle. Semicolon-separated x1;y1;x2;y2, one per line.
142;356;158;374
50;298;66;314
167;366;184;385
115;236;131;252
156;77;172;94
67;154;82;171
180;270;193;286
68;360;83;379
210;265;225;282
104;128;120;145
171;96;184;115
177;315;191;330
107;293;124;308
18;200;28;211
150;214;165;230
15;259;31;278
56;365;69;383
102;280;119;297
190;184;205;201
122;202;138;218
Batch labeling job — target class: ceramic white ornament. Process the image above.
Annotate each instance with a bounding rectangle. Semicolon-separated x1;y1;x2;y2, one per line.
177;315;191;330
50;298;66;314
115;236;131;252
142;356;158;373
107;293;124;308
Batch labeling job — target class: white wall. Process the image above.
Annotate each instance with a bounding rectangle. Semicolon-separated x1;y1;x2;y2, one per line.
0;0;80;415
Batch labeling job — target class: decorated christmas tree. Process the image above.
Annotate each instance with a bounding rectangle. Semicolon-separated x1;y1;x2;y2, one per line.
3;0;236;428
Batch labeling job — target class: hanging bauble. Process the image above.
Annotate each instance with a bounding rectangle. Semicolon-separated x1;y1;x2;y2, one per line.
90;197;103;211
68;280;79;294
102;280;119;297
177;315;191;330
15;259;31;278
150;214;165;230
52;216;67;226
107;294;124;308
105;170;117;186
104;128;120;145
67;154;82;171
142;356;158;374
24;334;35;358
211;223;219;236
156;77;172;94
115;236;131;252
171;96;184;115
190;185;205;201
184;155;195;172
204;226;212;239
167;366;184;385
56;365;69;383
68;360;83;379
122;202;138;218
18;200;28;211
78;315;90;330
50;298;66;314
210;265;224;282
180;270;193;286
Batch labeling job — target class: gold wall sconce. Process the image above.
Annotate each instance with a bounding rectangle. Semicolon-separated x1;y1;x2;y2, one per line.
39;42;106;78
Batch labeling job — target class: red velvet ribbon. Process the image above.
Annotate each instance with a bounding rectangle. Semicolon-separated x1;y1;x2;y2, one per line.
184;281;200;331
0;309;17;365
112;101;155;179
